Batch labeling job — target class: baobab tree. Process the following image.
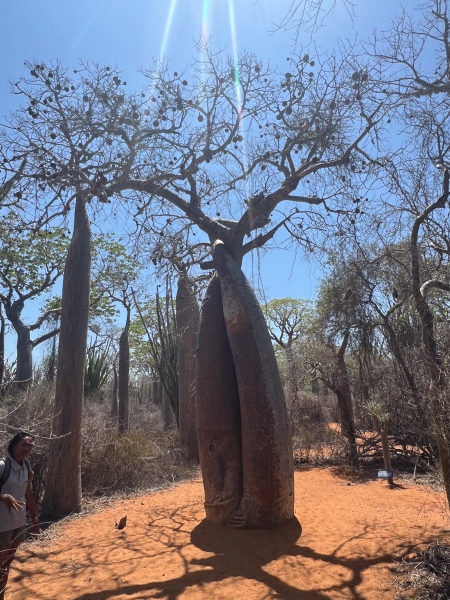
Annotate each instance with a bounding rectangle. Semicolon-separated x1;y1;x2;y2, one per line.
110;43;389;527
176;271;200;460
0;61;158;515
2;36;388;522
138;227;208;458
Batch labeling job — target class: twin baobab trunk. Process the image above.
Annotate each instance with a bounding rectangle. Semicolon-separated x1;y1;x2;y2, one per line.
196;242;294;529
176;274;200;460
196;274;243;525
42;195;91;517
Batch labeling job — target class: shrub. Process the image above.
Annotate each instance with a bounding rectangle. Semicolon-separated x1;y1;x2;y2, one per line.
81;400;194;495
0;381;196;507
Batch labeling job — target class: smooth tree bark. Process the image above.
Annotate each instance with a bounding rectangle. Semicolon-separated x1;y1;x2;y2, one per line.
176;273;200;460
196;274;243;525
42;194;91;517
118;307;131;433
212;242;294;528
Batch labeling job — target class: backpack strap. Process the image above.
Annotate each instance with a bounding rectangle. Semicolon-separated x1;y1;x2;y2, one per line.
24;458;34;482
0;456;12;493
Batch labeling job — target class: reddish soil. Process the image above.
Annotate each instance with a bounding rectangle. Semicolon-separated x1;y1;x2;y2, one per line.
8;467;450;600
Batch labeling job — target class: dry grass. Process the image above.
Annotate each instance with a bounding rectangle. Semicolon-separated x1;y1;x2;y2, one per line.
394;542;450;599
0;383;197;507
81;401;196;496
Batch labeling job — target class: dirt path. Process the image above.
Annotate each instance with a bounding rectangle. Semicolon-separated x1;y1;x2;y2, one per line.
8;468;450;600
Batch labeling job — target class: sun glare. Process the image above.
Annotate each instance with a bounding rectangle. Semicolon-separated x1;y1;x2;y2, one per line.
227;0;250;198
202;0;210;38
159;0;178;59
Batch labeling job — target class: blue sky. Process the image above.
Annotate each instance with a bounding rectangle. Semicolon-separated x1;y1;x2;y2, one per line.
0;0;406;360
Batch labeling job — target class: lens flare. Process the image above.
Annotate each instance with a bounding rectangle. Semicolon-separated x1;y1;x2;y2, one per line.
159;0;178;59
202;0;210;38
146;0;178;106
70;0;109;49
228;0;250;198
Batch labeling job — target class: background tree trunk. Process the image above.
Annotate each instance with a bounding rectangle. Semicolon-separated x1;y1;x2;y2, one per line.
335;344;358;466
176;273;199;460
152;379;161;405
42;194;91;517
196;274;243;525
111;363;118;416
213;242;294;528
318;331;358;466
310;364;319;395
46;336;57;382
118;309;130;433
284;344;299;408
0;307;4;391
15;324;32;389
410;180;450;508
4;305;33;390
161;384;173;430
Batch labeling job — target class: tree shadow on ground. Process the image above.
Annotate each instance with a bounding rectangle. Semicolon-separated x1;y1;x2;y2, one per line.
59;516;402;600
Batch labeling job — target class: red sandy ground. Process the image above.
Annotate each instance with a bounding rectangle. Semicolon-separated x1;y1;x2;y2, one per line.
8;467;450;600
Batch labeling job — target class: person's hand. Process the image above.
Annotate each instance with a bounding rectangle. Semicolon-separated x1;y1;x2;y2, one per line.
0;494;25;512
30;516;40;535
